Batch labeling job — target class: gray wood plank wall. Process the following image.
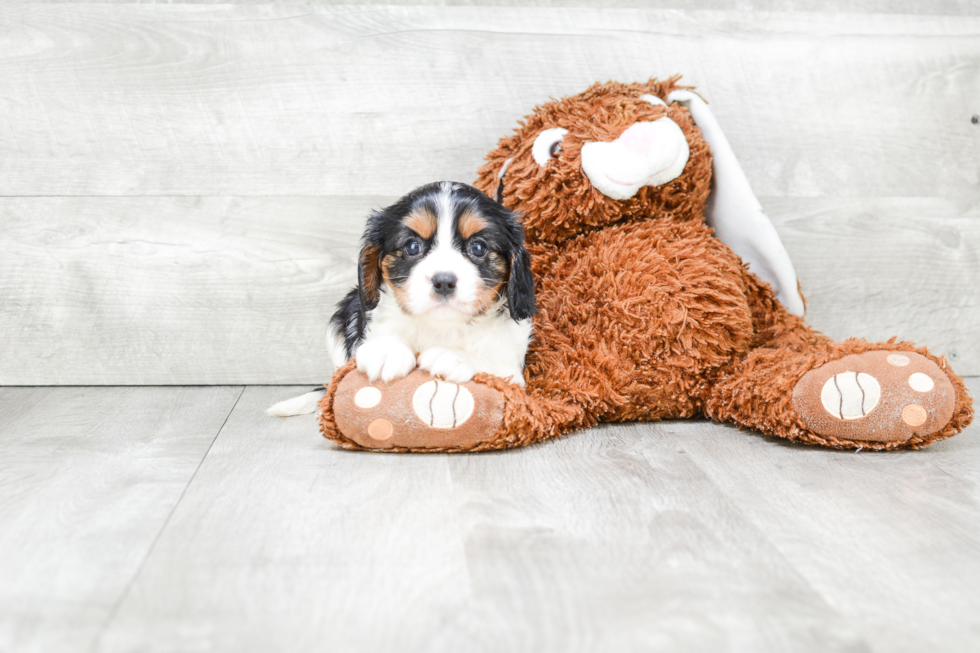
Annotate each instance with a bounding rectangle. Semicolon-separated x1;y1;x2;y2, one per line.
10;0;980;13
1;4;978;384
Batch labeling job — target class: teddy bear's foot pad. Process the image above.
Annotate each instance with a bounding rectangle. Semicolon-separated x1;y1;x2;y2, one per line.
792;350;955;443
333;369;505;450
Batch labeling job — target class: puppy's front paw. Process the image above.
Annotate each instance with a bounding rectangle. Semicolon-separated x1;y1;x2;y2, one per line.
418;347;476;384
355;337;417;382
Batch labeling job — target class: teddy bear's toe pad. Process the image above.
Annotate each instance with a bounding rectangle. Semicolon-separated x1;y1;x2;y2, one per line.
333;369;504;450
792;351;955;443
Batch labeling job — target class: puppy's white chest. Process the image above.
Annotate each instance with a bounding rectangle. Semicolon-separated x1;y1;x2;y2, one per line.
367;292;531;378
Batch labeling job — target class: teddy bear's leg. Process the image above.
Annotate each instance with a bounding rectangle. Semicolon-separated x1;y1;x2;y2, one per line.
703;338;973;449
319;360;588;452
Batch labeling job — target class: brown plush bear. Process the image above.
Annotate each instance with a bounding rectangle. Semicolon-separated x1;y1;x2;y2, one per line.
319;77;973;452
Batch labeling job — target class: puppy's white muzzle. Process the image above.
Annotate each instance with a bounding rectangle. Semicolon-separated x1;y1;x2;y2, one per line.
580;118;690;200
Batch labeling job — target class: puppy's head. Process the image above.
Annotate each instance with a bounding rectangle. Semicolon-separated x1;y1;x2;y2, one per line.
358;181;535;321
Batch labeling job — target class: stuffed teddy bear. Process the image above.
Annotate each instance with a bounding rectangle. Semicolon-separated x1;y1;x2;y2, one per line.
319;77;973;452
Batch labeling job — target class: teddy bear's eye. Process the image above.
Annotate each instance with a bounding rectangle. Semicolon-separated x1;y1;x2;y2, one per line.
532;127;568;166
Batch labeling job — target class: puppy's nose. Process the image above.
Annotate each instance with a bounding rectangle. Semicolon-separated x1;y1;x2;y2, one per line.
431;272;457;297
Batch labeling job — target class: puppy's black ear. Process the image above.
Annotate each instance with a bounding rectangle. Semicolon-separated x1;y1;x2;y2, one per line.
357;242;382;312
506;216;536;321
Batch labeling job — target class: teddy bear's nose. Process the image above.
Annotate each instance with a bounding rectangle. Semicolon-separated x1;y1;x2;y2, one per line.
580;115;690;201
618;122;659;154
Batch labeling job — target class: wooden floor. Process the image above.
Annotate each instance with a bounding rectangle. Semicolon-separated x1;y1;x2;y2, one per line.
1;379;977;652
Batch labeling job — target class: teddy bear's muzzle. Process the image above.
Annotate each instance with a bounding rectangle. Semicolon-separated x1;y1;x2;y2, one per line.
580;117;690;200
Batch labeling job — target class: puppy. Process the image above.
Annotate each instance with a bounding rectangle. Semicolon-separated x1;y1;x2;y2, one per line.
267;181;535;417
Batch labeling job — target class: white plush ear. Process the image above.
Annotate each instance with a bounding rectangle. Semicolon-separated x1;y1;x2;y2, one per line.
667;90;805;316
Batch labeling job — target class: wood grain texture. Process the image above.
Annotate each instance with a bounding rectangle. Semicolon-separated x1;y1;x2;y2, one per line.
0;385;243;653
82;379;980;652
2;195;976;384
2;4;977;383
10;0;980;15
0;196;382;384
767;197;980;372
439;429;864;652
673;379;980;651
95;386;862;652
96;386;474;653
1;6;979;202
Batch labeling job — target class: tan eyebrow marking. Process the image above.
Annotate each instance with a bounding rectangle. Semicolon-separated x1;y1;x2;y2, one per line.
473;253;508;315
404;208;437;239
458;209;489;240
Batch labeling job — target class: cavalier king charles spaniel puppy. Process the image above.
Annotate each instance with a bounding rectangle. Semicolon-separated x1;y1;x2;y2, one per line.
268;181;535;416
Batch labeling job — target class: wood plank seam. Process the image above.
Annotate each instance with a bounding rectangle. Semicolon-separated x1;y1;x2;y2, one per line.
87;385;246;651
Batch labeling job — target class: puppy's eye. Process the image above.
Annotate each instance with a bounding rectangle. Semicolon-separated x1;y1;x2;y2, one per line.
468;241;487;258
532;127;568;166
405;240;421;256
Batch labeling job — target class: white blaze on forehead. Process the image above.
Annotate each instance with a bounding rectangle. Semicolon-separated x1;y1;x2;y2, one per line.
435;181;456;253
403;182;485;316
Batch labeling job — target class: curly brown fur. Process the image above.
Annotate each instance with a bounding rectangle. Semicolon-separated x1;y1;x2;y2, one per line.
475;77;711;244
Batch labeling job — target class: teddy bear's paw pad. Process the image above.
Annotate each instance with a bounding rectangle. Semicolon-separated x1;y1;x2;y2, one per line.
332;369;504;450
792;351;955;443
412;380;475;429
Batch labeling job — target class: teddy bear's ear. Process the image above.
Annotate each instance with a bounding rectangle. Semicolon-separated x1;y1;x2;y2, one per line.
667;90;805;317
